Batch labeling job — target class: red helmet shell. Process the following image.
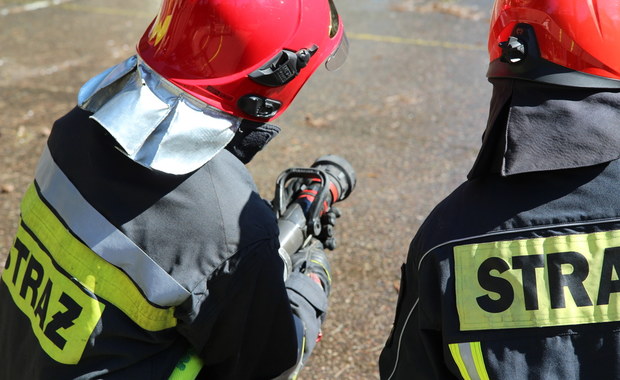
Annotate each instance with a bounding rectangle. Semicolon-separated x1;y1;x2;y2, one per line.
488;0;620;84
137;0;345;121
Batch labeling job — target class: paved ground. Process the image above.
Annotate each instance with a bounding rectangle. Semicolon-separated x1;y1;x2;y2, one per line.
0;0;491;378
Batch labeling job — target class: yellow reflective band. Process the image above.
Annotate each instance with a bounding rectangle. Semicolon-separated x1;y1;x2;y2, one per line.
455;229;620;331
19;184;177;331
449;343;472;380
470;342;490;380
2;223;104;364
448;342;489;380
168;350;204;380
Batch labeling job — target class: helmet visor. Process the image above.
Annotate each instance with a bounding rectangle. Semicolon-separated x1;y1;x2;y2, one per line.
325;32;349;71
328;0;340;37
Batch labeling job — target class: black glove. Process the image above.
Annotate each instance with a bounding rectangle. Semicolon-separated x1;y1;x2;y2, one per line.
290;239;332;297
318;207;341;251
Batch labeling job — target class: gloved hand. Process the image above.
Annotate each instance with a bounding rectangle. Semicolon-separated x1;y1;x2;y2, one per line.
290;239;332;297
318;207;341;251
286;239;332;353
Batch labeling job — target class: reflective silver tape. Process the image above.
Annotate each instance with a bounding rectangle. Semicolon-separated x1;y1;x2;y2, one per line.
35;146;190;306
77;55;240;175
458;343;482;380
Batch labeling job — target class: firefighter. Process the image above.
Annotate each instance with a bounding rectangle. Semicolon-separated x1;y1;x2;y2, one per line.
380;1;620;379
0;0;348;379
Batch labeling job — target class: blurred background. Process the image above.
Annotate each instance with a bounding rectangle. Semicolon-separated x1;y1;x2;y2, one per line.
0;0;490;378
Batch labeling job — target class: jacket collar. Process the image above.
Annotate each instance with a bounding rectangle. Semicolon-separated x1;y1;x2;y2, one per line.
469;79;620;179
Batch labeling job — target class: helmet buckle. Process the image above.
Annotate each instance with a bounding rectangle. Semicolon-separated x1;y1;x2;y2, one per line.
249;46;318;87
238;94;282;119
499;36;526;64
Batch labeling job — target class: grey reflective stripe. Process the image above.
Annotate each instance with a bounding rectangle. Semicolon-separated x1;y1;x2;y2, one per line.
457;343;481;380
35;145;190;306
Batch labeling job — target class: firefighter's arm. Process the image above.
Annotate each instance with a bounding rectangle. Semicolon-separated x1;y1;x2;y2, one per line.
379;241;457;379
277;241;331;379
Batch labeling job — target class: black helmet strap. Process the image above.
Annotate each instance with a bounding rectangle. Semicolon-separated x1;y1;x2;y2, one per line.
248;45;318;87
488;23;620;89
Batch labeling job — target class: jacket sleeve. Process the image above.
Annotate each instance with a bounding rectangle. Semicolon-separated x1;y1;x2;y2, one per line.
173;236;293;379
281;272;329;378
379;238;459;380
175;235;326;380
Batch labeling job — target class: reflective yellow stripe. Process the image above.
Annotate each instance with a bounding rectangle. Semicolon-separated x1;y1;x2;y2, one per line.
449;343;472;380
168;350;204;380
470;342;490;380
21;184;177;331
448;342;489;380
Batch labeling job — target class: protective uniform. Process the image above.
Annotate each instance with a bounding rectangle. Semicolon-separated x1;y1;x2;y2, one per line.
380;1;620;379
0;0;346;378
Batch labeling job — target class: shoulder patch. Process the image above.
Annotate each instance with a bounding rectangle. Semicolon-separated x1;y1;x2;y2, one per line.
2;220;104;364
455;230;620;331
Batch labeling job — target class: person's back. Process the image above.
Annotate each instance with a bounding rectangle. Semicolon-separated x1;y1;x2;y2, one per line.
380;1;620;378
0;0;349;378
0;102;292;380
382;161;620;379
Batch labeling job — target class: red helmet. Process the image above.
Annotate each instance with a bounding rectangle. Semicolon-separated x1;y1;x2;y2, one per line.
137;0;347;121
487;0;620;88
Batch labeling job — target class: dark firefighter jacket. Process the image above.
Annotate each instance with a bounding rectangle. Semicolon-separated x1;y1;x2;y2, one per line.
380;79;620;379
0;106;326;379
